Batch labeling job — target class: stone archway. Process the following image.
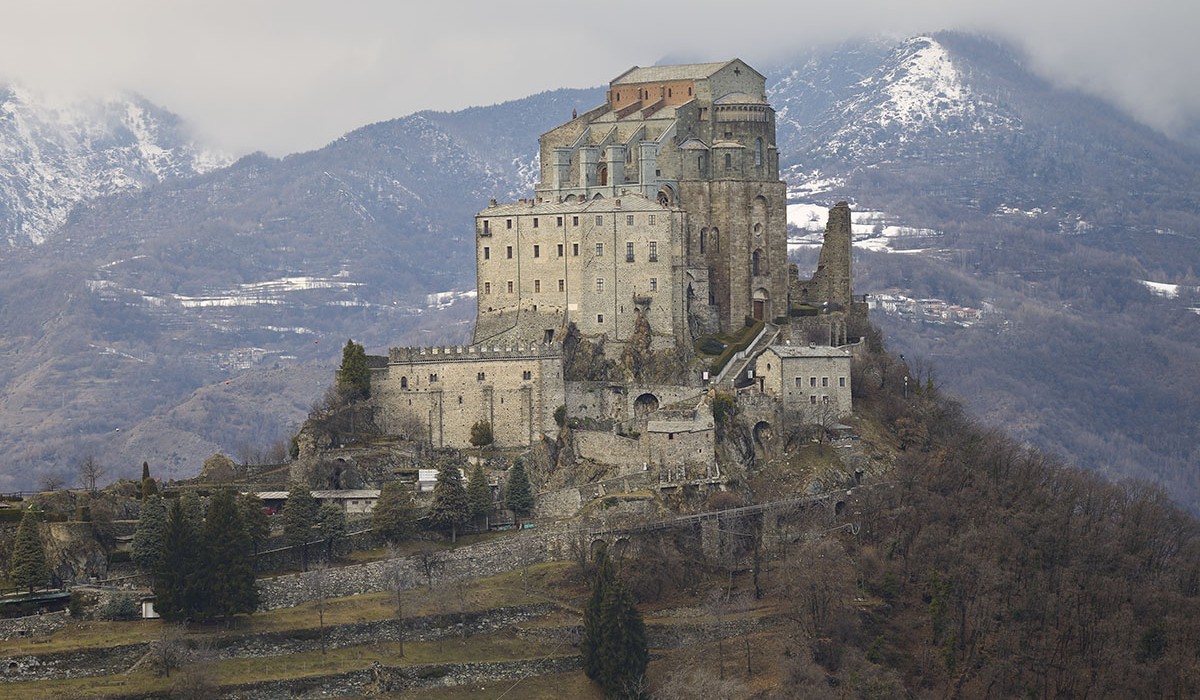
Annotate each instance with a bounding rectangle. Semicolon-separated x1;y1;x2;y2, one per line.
634;393;660;417
753;420;772;445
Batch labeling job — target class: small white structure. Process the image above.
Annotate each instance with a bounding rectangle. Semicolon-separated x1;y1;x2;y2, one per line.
253;489;382;514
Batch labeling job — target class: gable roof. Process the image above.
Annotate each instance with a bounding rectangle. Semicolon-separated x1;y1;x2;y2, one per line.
611;59;742;85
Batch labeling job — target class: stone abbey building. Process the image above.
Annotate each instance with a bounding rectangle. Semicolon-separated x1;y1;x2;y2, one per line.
371;59;862;452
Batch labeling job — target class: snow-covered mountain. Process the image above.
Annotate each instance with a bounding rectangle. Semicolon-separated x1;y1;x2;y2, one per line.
0;84;229;246
1;34;1198;513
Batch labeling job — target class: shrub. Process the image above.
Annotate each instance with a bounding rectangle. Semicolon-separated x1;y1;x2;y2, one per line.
96;592;140;621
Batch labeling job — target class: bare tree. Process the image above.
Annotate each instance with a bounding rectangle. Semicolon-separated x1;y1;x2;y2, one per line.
149;624;189;678
309;563;329;655
387;545;411;657
77;455;105;495
38;472;66;492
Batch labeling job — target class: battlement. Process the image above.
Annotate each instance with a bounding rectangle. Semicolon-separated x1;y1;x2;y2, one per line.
386;342;563;365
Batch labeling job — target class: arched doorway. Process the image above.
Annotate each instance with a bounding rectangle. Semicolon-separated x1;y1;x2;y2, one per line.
753;420;772;445
598;163;608;186
752;287;769;321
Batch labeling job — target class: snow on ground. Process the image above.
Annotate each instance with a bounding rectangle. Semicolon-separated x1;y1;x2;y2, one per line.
787;201;940;254
1140;280;1180;299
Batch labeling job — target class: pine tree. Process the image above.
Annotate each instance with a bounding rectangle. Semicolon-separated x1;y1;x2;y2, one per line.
337;338;371;402
238;493;271;556
372;481;418;544
466;463;493;524
155;498;200;622
583;546;648;698
282;483;319;570
131;494;168;572
10;508;48;593
504;459;535;522
429;460;469;543
199;491;258;625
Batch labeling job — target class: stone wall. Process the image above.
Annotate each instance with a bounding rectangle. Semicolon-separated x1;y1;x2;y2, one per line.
372;344;564;450
572;432;646;471
256;528;575;611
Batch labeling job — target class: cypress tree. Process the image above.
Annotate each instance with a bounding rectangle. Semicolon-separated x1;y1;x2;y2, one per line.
141;462;158;499
316;503;347;561
429;460;469;543
337;339;371;402
504;459;535;522
200;491;258;625
10;508;48;593
466;463;493;523
155;498;200;622
372;481;417;544
131;494;168;572
583;546;648;698
282;483;319;570
179;491;204;532
238;493;271;556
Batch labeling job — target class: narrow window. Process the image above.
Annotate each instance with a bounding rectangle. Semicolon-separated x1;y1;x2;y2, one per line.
483;246;490;260
794;377;802;387
595;243;604;257
534;279;541;293
400;376;408;389
533;244;540;258
649;241;658;262
483;282;491;294
822;395;830;404
649;278;657;292
724;153;731;171
648;214;656;225
430;373;438;383
754;137;763;167
523;370;532;380
558;279;565;292
700;228;706;254
573;216;579;226
595;215;603;226
557;216;563;226
839;377;846;387
477;372;485;381
557;243;564;257
626;241;635;262
596;278;604;293
483;220;490;234
506;245;513;259
507;280;514;293
810;395;816;404
810;377;816;387
506;219;512;229
458;396;463;404
597;314;604;323
573;243;580;256
532;217;539;228
822;377;828;387
626;214;634;226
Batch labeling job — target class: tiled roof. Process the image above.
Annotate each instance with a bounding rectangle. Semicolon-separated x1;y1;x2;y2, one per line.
611;61;734;85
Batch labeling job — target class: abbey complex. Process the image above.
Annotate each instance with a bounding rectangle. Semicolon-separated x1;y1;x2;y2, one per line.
369;59;867;471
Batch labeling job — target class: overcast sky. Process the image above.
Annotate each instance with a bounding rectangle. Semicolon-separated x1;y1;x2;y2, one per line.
2;0;1195;156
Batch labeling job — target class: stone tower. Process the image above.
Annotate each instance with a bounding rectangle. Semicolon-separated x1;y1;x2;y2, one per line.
522;59;789;339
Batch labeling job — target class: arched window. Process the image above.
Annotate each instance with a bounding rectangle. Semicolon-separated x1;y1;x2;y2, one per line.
752;250;761;276
400;376;408;389
754;137;763;167
710;227;719;253
699;227;707;254
724;153;732;171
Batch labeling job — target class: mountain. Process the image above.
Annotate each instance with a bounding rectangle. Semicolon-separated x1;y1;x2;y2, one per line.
1;33;1198;512
0;84;229;247
0;88;602;486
